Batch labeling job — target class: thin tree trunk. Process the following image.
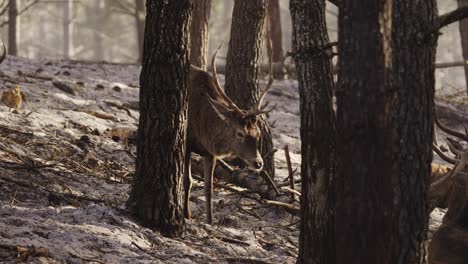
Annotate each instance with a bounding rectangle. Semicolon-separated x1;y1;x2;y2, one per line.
268;0;283;63
458;0;468;95
225;0;275;179
334;0;435;263
8;0;17;56
135;0;145;63
290;0;336;263
128;0;192;237
63;0;73;59
90;0;104;61
190;0;211;69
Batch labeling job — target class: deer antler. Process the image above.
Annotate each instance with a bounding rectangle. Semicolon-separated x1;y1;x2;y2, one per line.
430;118;468;192
210;42;244;115
0;43;6;64
247;38;275;117
435;115;468;142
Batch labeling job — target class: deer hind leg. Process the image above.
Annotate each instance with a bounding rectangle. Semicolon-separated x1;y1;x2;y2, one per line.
183;152;192;219
203;155;216;224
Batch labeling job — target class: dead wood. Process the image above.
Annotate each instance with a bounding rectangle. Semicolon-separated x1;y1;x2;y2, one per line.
264;200;300;215
223;257;272;264
104;100;135;118
52;81;76;95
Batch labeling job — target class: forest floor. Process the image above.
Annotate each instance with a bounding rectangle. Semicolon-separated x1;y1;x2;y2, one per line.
0;57;465;263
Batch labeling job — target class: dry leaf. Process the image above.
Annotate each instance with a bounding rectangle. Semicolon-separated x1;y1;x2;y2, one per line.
1;85;22;110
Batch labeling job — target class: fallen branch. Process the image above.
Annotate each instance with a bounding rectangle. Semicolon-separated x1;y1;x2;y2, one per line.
264;200;300;215
192;174;262;203
104;100;134;118
223;257;272;264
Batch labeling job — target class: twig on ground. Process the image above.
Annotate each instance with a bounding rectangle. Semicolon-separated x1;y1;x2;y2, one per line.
264;200;300;215
10;190;17;206
259;170;280;195
283;145;295;201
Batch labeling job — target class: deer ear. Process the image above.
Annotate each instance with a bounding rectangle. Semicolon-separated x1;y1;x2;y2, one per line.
207;95;233;121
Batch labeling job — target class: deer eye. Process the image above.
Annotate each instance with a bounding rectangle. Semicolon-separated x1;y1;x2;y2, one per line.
236;132;245;138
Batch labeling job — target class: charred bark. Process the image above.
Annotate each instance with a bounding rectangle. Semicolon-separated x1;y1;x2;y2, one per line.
290;0;337;263
190;0;211;69
128;0;192;238
334;0;436;263
225;0;275;179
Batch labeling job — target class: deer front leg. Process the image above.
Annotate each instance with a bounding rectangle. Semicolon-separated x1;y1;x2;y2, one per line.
204;155;216;224
183;151;192;219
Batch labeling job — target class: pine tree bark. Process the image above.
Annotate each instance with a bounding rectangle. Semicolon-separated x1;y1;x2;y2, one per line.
8;0;17;56
290;0;336;263
128;0;192;238
458;0;468;95
225;0;275;178
335;1;436;263
190;0;211;69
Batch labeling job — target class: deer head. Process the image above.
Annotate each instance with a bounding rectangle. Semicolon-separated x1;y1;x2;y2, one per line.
206;42;275;171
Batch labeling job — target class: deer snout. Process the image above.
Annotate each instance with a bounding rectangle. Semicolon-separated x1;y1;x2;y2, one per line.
247;155;263;171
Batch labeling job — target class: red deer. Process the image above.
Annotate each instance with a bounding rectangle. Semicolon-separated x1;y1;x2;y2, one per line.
184;44;274;224
429;117;468;264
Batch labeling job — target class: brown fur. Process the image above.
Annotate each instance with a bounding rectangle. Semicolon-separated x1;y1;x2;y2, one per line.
184;65;263;224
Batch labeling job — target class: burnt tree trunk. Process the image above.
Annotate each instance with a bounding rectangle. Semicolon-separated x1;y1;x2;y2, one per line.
8;0;17;56
135;0;145;63
128;0;192;238
290;0;337;263
335;0;436;263
225;0;275;178
190;0;211;69
267;0;284;79
458;0;468;95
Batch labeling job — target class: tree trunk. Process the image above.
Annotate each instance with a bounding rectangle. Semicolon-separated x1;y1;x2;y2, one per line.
290;0;337;263
225;0;275;179
90;0;105;61
8;0;17;56
135;0;145;63
458;0;468;95
63;0;73;59
267;0;283;62
190;0;211;69
267;0;284;79
128;0;192;238
334;0;436;263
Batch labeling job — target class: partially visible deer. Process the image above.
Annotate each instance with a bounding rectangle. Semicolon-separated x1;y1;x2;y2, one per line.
184;44;274;224
429;117;468;264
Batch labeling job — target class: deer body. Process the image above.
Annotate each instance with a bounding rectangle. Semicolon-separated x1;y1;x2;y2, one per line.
184;44;274;224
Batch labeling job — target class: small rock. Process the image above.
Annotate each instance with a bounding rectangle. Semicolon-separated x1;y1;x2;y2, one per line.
91;128;100;136
79;135;91;144
95;84;105;90
76;81;85;86
113;86;121;92
62;71;71;76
